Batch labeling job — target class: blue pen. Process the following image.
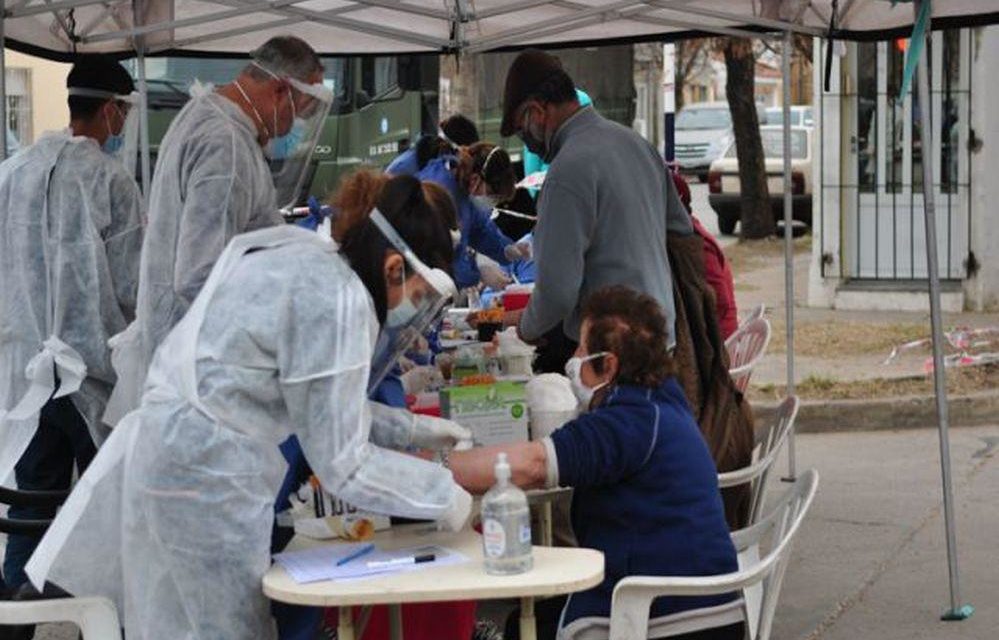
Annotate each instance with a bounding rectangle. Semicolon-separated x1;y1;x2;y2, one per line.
336;543;375;567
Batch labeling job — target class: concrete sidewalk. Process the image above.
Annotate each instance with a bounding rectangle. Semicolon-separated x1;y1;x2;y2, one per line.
771;425;999;640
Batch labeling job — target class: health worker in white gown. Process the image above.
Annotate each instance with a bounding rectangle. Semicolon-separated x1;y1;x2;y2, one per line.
104;35;334;426
27;175;473;640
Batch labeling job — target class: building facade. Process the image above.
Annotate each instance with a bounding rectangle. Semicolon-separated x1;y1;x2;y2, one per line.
3;50;70;147
808;26;999;312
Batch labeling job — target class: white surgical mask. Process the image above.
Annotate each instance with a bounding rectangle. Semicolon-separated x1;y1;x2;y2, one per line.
565;352;610;409
471;194;499;211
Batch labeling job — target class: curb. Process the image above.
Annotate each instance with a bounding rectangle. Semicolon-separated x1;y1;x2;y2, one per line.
752;390;999;433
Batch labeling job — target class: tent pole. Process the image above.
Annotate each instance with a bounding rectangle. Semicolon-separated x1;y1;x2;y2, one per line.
0;7;7;162
912;0;971;622
136;44;152;207
781;29;797;480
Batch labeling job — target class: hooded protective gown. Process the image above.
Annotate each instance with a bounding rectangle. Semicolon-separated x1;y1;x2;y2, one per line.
0;131;143;484
103;86;281;425
26;226;466;640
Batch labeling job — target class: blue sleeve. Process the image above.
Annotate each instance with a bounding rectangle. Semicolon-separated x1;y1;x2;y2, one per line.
274;435;311;515
386;148;420;176
465;199;514;265
370;372;407;408
550;406;657;488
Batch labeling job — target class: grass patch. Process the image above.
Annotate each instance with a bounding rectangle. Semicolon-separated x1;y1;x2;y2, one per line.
749;363;999;401
766;320;928;358
725;235;810;275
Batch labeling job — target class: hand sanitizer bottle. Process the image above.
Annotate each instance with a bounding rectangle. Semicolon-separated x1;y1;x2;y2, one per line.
481;453;533;575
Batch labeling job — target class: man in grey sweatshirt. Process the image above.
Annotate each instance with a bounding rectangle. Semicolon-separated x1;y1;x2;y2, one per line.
500;49;689;372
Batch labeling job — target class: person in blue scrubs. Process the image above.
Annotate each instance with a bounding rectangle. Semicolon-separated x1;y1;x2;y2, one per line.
417;143;526;290
386;114;480;177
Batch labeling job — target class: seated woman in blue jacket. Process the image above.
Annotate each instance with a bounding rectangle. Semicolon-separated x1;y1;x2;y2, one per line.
415;143;530;290
448;285;742;640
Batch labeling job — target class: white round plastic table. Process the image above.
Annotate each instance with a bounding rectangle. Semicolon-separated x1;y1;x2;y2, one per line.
263;524;604;640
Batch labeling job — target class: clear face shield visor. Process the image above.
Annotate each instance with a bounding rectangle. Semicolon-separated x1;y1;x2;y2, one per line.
366;208;457;393
250;62;334;212
66;87;141;174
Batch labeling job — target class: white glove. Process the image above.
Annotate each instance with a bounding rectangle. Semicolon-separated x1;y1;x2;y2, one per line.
504;241;532;262
480;263;512;290
397;355;417;374
412;415;474;451
438;486;473;532
400;365;444;395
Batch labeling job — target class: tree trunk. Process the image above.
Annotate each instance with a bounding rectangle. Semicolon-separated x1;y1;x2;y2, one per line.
723;38;773;239
675;41;687;113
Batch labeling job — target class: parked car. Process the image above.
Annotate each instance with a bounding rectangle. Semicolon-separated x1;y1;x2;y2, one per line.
765;105;814;128
708;125;813;236
675;101;768;182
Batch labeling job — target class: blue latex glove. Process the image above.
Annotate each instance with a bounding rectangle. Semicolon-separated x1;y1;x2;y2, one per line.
295;196;335;231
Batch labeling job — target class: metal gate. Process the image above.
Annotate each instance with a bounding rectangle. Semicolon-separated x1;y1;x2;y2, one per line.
840;30;971;281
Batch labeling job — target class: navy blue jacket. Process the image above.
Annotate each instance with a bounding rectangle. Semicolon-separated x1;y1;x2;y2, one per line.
550;378;738;626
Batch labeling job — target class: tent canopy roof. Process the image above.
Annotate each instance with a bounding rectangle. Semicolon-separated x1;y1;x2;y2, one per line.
3;0;999;61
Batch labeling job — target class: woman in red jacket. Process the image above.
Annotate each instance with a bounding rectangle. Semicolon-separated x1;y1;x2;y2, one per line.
670;169;739;340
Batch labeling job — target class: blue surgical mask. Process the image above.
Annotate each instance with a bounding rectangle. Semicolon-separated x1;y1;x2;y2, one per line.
265;117;306;160
103;133;124;155
102;104;125;156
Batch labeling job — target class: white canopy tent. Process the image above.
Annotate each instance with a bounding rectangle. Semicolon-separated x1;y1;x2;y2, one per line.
0;0;996;623
0;0;996;58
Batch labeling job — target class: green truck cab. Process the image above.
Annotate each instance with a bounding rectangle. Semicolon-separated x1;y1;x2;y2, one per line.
134;54;440;204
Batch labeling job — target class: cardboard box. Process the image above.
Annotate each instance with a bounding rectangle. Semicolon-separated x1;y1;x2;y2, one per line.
440;381;529;446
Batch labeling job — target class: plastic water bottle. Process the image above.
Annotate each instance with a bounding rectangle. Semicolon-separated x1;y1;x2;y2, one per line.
481;453;533;575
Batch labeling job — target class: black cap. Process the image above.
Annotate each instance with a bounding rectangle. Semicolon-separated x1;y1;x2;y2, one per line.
500;49;565;138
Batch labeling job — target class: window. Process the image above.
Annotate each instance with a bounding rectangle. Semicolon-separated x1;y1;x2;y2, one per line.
724;129;807;159
675;106;731;130
135;57;347;103
360;57;398;100
856;42;878;193
5;68;31;149
940;30;961;194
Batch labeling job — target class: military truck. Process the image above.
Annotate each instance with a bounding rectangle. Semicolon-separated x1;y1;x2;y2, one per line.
134;47;638;205
132;54;440;204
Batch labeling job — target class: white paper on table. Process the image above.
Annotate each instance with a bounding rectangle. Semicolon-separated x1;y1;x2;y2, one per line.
273;544;468;584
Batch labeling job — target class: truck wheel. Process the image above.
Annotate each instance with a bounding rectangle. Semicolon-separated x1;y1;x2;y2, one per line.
718;212;737;236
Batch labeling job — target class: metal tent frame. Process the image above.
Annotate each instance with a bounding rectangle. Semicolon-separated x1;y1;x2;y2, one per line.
0;0;993;621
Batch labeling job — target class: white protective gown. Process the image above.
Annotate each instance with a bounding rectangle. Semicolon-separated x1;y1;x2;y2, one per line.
26;226;465;640
0;131;143;484
104;86;281;425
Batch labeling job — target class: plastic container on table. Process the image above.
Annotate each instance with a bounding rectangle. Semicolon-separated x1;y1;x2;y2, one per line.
502;284;534;312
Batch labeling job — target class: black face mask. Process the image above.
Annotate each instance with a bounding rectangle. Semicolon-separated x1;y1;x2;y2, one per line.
517;107;547;158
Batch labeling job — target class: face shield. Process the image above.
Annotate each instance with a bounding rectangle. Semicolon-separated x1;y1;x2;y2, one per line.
366;208;457;393
66;88;141;176
250;62;334;213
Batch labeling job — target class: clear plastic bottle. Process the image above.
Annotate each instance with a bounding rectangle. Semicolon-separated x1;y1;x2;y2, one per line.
481;453;533;575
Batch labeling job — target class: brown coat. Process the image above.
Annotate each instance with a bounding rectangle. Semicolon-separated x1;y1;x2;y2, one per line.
668;232;755;529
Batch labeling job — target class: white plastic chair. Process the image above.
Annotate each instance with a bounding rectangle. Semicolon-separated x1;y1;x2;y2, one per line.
718;395;799;526
0;596;122;639
725;317;772;394
593;470;818;640
741;304;767;327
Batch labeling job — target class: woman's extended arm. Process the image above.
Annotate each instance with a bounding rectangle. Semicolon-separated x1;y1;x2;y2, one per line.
449;440;550;494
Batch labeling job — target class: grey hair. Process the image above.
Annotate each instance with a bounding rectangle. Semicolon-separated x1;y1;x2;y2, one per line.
245;36;323;82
